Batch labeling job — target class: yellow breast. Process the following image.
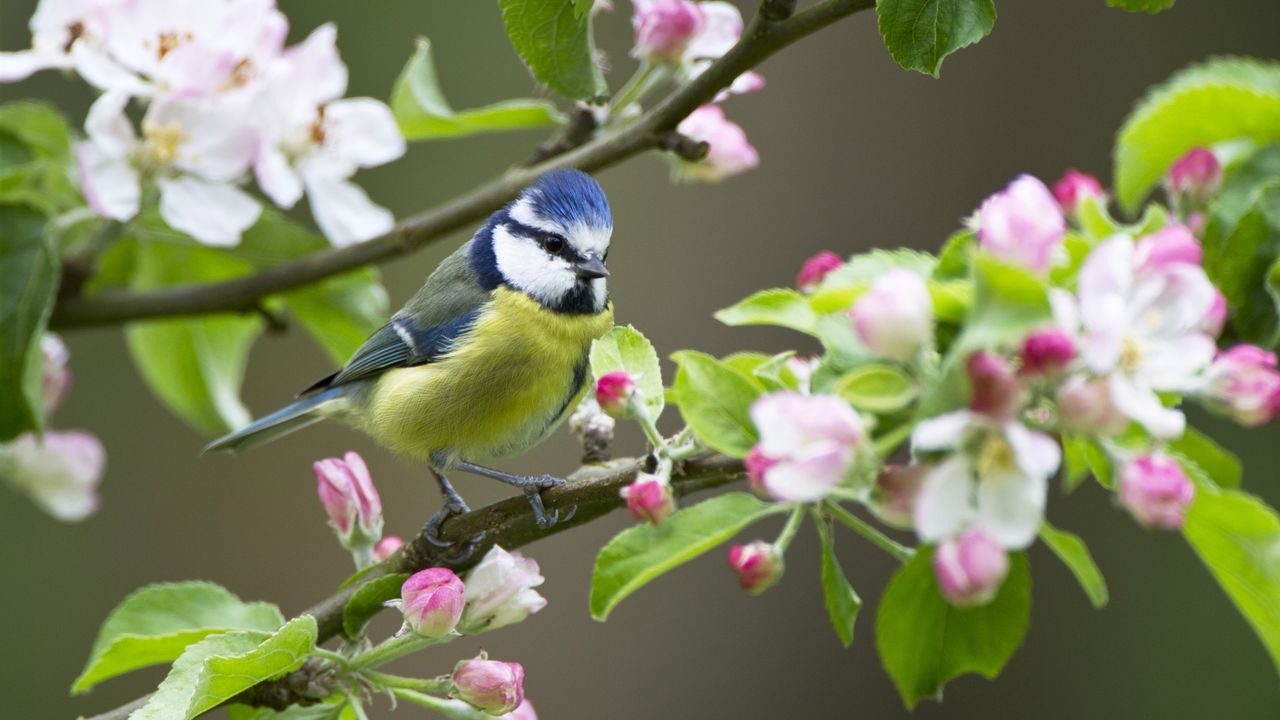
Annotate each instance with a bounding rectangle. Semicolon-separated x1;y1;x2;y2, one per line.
361;287;613;465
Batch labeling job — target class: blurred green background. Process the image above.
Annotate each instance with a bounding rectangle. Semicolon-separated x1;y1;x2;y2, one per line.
3;1;1279;718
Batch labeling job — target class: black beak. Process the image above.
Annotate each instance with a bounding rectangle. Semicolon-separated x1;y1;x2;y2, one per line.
574;255;609;279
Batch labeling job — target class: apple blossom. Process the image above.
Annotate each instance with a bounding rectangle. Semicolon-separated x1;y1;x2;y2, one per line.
461;545;547;633
632;0;704;62
1134;224;1202;274
373;535;404;562
850;268;933;362
1052;169;1104;215
1019;328;1075;377
1056;375;1129;436
672;104;758;182
595;371;638;417
967;351;1021;421
934;529;1009;607
503;699;538;720
1200;345;1280;427
1166;146;1221;205
1;430;105;522
0;0;134;87
400;567;466;638
748;392;866;503
1119;454;1194;530
451;657;525;715
621;474;675;524
727;540;783;594
313;450;382;547
974;174;1066;273
1199;288;1228;338
869;464;928;529
796;251;843;293
41;333;72;416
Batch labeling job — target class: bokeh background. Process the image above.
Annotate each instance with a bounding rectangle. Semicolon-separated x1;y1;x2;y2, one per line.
3;1;1279;718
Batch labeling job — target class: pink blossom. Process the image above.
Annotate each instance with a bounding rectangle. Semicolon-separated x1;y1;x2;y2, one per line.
934;529;1009;607
503;700;538;720
966;351;1020;421
313;451;382;545
870;464;927;528
727;540;783;595
372;535;403;562
850;268;933;362
673;104;758;182
975;174;1066;273
461;545;547;633
400;567;465;638
743;445;778;496
595;371;638;417
1201;345;1280;427
1199;287;1228;338
1119;454;1194;530
1056;375;1129;436
796;251;843;293
1052;169;1104;215
452;657;525;715
621;474;675;524
41;333;72;416
748;392;865;503
1166;146;1222;204
632;0;703;62
1019;329;1075;377
1134;224;1202;274
2;430;105;521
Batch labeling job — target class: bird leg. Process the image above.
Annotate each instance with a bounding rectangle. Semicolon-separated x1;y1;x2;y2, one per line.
421;470;483;562
454;461;577;529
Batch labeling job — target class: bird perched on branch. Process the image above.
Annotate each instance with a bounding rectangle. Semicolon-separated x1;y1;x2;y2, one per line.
206;168;615;551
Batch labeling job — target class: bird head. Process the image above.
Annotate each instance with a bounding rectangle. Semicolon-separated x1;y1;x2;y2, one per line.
471;168;613;314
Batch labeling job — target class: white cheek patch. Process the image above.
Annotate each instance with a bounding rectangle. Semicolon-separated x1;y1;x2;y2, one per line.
492;224;577;305
568;223;612;259
510;196;564;234
589;277;608;312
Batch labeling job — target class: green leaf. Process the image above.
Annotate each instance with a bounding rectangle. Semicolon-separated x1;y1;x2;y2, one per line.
815;518;861;647
1106;0;1175;13
0;203;53;441
590;325;665;419
876;548;1031;709
74;582;285;694
833;364;918;414
498;0;607;101
1039;523;1108;608
133;616;318;720
342;573;409;640
125;242;263;435
228;700;350;720
0;102;79;215
875;0;997;77
670;351;763;458
391;38;564;141
751;350;800;391
810;249;938;312
1114;57;1280;210
590;492;787;620
1061;434;1113;491
1182;489;1280;676
1168;428;1241;489
571;0;594;17
715;288;820;335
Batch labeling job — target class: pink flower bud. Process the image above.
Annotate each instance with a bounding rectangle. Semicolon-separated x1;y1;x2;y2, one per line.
743;445;779;496
870;464;927;528
1198;287;1228;338
621;474;675;524
850;269;933;362
1019;329;1076;377
503;699;538;720
967;351;1020;421
632;0;704;62
1052;169;1104;215
1166;146;1222;205
373;535;404;562
673;104;759;183
401;567;465;638
2;430;104;522
727;540;783;595
1202;345;1280;427
41;333;72;416
975;174;1066;273
314;451;382;546
1056;375;1129;436
796;251;843;293
933;529;1009;607
1134;224;1202;274
595;371;638;418
452;657;525;715
462;545;547;633
1119;454;1195;530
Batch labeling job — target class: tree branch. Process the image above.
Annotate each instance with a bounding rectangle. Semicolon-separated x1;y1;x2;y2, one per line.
49;0;876;330
82;454;745;720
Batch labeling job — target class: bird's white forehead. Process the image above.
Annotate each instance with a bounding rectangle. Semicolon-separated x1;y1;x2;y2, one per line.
510;196;612;258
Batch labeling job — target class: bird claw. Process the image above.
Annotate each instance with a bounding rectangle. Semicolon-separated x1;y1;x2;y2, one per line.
421;497;471;548
523;487;572;529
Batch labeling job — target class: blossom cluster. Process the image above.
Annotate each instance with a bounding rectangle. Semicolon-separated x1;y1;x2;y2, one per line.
0;0;404;247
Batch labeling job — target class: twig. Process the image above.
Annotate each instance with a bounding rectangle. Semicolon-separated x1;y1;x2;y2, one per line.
49;0;877;330
81;454;745;720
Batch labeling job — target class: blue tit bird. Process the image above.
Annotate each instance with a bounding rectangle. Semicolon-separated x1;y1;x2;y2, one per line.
205;168;615;546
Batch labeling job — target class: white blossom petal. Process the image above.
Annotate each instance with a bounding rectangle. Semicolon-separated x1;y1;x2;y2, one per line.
761;444;852;503
157;176;261;247
146;95;256;181
84;90;137;157
71;42;149;95
0;50;63;82
76;142;140;221
911;410;974;453
1141;333;1216;391
1108;373;1185;439
303;174;393;246
254;146;304;208
684;1;742;61
975;464;1045;550
914;457;976;542
322;98;406;169
1004;423;1061;483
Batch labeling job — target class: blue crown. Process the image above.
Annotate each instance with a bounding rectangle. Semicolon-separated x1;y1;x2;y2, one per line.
524;168;612;230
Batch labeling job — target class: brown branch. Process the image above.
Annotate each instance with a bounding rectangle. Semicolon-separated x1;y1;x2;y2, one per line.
49;0;876;330
82;454;746;720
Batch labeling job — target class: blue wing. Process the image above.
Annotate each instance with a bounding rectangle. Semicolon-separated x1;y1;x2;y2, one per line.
300;311;481;394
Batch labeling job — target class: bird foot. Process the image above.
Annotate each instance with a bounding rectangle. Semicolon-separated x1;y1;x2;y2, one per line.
420;497;484;562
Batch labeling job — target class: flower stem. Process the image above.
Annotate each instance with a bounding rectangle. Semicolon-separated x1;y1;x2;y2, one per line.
362;671;452;695
824;502;915;563
873;422;914;458
611;61;670;116
774;506;805;552
351;631;448;671
350;544;375;572
391;689;493;720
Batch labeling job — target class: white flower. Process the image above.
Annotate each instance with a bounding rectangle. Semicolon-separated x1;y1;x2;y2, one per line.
748;392;866;503
670;1;763;100
251;24;404;245
0;0;136;88
76;90;260;246
2;430;105;522
911;410;1059;550
461;545;548;633
1058;235;1217;439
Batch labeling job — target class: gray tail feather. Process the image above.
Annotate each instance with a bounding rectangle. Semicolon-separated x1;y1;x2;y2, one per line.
202;389;340;455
